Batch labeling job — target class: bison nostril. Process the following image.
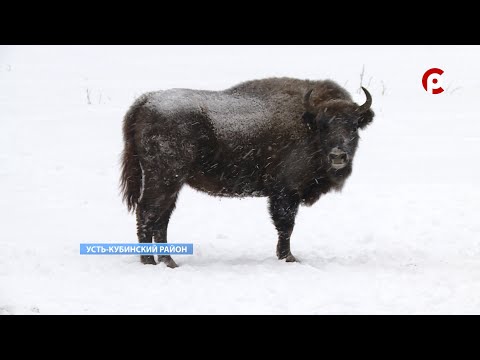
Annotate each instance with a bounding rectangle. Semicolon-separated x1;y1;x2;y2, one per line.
329;151;347;159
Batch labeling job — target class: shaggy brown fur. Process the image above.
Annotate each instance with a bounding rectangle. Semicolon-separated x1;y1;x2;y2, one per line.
120;77;374;267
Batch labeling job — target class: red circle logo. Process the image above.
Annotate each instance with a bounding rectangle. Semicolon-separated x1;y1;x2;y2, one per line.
422;68;444;94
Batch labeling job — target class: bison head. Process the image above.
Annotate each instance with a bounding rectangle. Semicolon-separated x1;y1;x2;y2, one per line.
302;87;374;182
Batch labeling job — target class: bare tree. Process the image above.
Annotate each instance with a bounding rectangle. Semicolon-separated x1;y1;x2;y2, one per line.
358;65;365;93
86;89;92;105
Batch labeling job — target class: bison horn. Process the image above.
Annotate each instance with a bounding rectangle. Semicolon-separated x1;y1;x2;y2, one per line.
303;89;315;113
357;87;372;114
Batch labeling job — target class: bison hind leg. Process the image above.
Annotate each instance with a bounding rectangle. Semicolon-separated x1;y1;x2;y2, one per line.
147;181;184;268
136;168;186;268
137;132;195;267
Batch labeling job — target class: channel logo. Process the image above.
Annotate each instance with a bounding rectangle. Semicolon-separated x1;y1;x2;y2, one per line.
422;68;444;94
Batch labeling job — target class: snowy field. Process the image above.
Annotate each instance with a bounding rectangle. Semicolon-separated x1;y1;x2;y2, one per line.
1;45;480;314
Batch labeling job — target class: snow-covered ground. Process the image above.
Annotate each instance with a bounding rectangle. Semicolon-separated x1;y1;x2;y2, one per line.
1;45;480;314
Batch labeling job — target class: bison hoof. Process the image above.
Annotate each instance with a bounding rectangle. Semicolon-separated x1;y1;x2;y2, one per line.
141;255;157;265
285;254;297;262
278;252;297;262
158;255;178;268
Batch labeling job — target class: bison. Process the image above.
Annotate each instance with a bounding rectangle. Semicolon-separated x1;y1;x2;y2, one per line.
120;77;375;268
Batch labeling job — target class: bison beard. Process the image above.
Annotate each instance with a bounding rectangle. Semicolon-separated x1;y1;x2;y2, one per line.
120;77;375;267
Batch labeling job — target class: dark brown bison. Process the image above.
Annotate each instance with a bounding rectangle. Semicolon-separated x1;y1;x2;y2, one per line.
120;77;374;267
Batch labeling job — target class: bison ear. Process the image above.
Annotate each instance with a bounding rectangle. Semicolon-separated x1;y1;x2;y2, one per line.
357;109;375;129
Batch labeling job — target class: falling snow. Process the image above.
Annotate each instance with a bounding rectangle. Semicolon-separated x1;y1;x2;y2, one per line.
1;45;480;314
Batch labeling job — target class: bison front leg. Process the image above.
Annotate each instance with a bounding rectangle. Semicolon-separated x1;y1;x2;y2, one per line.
268;192;300;262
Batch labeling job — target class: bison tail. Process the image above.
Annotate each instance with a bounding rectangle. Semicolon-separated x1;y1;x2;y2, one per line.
120;95;148;213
